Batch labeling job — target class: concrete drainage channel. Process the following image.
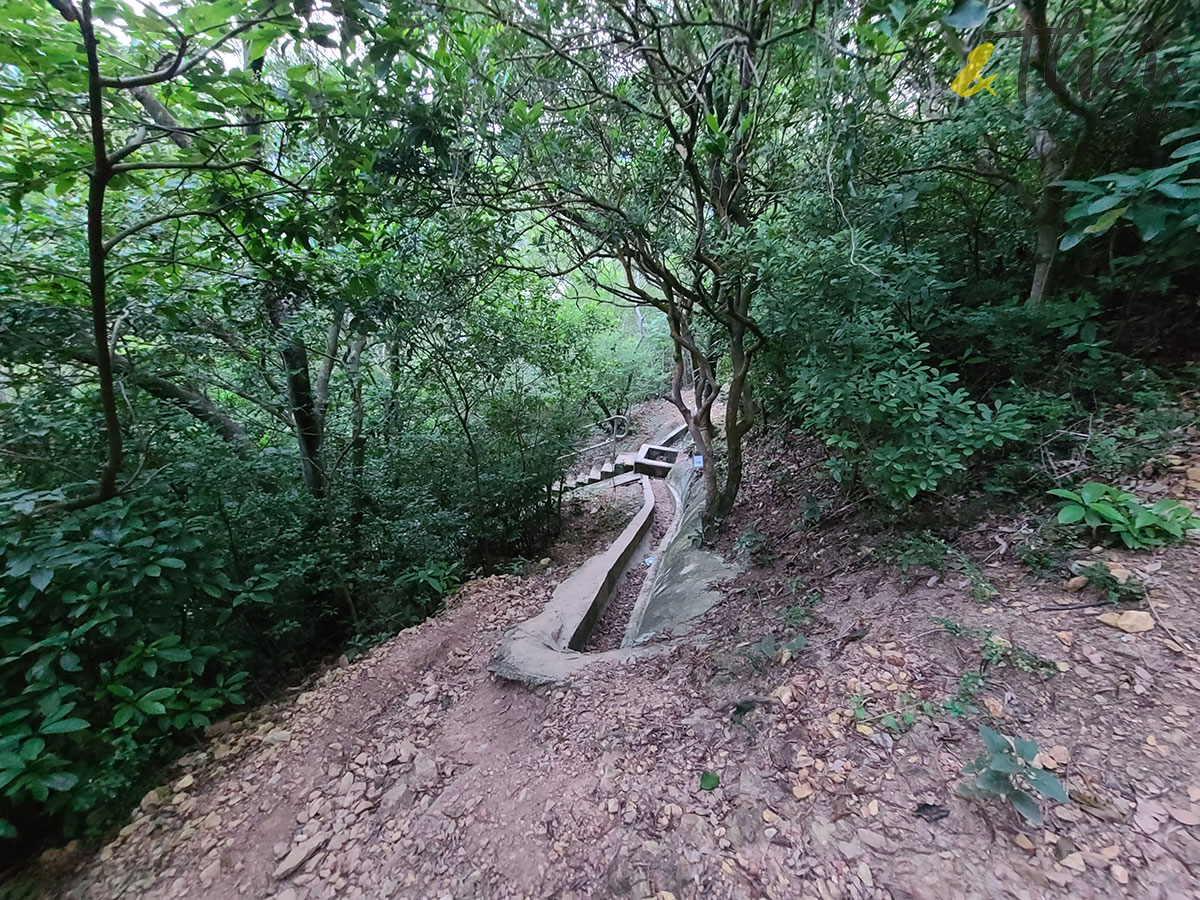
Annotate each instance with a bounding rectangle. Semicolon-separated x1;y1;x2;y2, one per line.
490;422;740;686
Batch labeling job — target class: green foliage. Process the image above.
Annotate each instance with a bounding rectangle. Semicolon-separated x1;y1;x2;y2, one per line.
888;532;954;573
0;0;1196;860
944;671;985;718
757;238;1032;504
849;690;934;735
586;309;672;417
1061;125;1200;250
933;617;1057;678
1049;482;1199;549
1015;530;1071;580
792;318;1029;503
781;602;816;630
732;527;769;559
737;581;820;667
1078;564;1147;606
397;561;463;600
0;494;258;841
959;727;1067;825
885;533;996;603
741;631;807;670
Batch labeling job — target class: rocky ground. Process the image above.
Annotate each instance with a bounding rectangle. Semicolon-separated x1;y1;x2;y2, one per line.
12;425;1200;900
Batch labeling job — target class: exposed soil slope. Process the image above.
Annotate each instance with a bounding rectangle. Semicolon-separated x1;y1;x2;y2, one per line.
17;433;1200;900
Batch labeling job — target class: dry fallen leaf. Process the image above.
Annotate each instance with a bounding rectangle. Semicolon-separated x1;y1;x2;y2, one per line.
982;696;1005;718
1097;610;1155;633
1111;863;1129;884
1036;753;1058;771
1134;799;1169;834
1168;805;1200;826
1103;561;1133;584
1117;610;1155;633
1060;851;1086;872
792;783;813;800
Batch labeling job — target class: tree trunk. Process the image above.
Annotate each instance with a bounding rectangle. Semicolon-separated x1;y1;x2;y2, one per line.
704;316;756;533
1027;204;1061;307
70;348;251;449
1026;125;1064;307
347;334;368;535
81;0;122;501
281;340;325;497
313;309;344;425
1018;2;1099;306
129;86;190;148
264;289;325;496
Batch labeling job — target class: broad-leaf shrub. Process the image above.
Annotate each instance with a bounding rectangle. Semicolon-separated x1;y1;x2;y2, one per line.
1060;124;1200;250
1059;41;1200;252
753;230;1033;504
786;313;1029;503
1049;482;1199;549
959;726;1067;825
0;494;260;842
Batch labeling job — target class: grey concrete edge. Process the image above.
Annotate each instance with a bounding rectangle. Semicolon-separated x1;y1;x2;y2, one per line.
622;453;741;646
489;476;659;686
621;457;695;648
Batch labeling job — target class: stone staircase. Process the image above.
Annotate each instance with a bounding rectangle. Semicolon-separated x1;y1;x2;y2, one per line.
553;440;682;493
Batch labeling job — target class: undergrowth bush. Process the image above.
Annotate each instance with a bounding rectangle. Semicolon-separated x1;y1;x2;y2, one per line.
784;311;1029;503
0;493;275;842
1050;482;1199;549
753;212;1196;508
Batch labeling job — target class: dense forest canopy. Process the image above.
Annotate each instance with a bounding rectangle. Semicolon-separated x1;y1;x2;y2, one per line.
1;0;1197;855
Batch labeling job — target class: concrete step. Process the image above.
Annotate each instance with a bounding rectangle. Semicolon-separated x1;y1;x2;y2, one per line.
562;453;641;492
634;442;679;477
634;457;673;477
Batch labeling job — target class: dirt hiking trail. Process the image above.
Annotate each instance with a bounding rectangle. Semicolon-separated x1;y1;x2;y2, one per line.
18;429;1200;900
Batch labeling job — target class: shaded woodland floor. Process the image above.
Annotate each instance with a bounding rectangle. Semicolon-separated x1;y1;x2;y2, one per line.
11;427;1200;900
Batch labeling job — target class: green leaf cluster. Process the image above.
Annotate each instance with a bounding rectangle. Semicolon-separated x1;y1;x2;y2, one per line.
1049;482;1198;549
959;726;1067;825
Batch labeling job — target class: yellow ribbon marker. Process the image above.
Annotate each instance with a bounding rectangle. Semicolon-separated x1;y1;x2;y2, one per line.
950;43;999;98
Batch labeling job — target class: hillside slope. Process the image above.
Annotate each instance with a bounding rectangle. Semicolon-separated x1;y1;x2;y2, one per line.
17;437;1200;900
